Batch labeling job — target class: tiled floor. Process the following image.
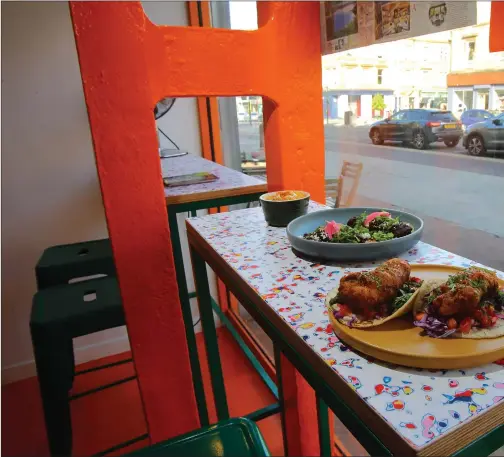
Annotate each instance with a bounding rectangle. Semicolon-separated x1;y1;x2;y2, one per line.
2;328;283;456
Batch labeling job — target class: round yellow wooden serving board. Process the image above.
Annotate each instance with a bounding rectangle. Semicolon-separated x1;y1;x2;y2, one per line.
326;264;504;369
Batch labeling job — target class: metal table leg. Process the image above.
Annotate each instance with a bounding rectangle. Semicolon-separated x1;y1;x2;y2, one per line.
317;396;332;457
273;344;288;457
167;208;209;426
190;244;230;421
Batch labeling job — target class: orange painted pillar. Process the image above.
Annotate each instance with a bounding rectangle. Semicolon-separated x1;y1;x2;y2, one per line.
490;1;504;52
70;2;200;442
256;7;327;455
70;0;326;447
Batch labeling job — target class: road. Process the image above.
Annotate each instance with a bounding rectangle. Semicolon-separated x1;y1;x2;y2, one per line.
238;123;504;270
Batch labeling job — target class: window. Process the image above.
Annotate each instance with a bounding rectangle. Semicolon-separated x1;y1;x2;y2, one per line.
477;111;492;119
465;39;476;61
377;69;383;85
430;111;457;121
406;110;425;121
390;111;406;121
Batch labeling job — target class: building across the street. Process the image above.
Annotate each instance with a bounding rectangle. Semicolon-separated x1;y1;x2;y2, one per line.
322;2;504;122
322;32;451;121
447;5;504;114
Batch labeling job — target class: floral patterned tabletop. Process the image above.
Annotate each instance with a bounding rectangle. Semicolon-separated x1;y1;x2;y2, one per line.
161;154;266;203
187;203;504;451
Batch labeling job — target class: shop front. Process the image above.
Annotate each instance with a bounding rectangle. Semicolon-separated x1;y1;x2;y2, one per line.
447;71;504;113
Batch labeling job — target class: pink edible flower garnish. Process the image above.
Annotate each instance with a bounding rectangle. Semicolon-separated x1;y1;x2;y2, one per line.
364;211;391;227
325;220;341;238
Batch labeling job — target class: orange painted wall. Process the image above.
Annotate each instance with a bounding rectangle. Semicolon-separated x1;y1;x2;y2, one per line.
70;0;325;450
490;1;504;53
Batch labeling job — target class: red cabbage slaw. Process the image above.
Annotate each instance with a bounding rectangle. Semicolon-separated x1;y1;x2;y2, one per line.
414;308;504;339
413;307;457;338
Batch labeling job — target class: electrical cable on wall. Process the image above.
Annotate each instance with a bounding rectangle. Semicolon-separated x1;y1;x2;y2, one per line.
154;97;188;158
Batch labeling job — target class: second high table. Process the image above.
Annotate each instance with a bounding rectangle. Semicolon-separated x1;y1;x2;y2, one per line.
162;154;267;427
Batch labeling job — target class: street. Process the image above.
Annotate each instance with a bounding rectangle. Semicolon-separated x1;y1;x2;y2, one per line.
238;123;504;270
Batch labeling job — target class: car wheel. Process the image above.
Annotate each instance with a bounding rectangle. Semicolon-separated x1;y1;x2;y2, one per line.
412;131;427;150
371;129;384;145
467;134;486;156
444;138;460;148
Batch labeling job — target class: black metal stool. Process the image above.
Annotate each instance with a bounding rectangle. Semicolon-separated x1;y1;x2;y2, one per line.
31;239;136;456
35;238;115;290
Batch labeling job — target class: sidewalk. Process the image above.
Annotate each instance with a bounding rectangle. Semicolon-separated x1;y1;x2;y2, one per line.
324;118;374;127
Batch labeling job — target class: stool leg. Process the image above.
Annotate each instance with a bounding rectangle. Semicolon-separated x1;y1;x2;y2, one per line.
32;334;74;456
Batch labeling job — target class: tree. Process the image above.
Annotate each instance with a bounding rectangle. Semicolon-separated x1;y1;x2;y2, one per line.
372;94;386;111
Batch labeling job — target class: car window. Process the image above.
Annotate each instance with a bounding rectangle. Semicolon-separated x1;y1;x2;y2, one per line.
390;111;406;121
405;111;421;121
430;111;457;121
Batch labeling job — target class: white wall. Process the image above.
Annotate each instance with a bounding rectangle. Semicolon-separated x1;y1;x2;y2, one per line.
337;95;349;118
360;94;372;119
1;1;203;383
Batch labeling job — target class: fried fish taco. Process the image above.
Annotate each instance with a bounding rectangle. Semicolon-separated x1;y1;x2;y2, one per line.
412;267;504;339
326;259;423;328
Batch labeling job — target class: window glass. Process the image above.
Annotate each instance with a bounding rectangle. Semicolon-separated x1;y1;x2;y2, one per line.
430;111;457;121
466;40;476;61
390;111;405;121
405;110;422;121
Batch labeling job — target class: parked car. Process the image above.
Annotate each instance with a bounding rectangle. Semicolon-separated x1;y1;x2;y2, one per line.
250;112;259;121
463;112;504;156
460;109;494;129
369;109;463;150
237;112;247;122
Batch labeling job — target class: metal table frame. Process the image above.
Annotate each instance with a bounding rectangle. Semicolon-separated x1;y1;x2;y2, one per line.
167;192;279;428
186;222;504;457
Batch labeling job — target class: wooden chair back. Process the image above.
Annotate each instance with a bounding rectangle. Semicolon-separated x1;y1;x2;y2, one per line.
325;161;363;208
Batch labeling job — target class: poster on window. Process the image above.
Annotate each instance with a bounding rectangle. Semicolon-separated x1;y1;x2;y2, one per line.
321;1;477;55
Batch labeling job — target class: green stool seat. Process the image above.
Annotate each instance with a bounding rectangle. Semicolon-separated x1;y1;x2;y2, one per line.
35;238;115;289
129;418;270;457
30;277;125;456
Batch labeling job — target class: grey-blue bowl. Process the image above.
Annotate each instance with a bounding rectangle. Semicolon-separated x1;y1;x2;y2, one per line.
286;207;423;261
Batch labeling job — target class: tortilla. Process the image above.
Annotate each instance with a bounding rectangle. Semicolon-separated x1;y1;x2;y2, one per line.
413;278;504;339
325;285;421;328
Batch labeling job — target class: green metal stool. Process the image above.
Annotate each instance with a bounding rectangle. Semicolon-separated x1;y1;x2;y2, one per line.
128;418;270;456
35;238;115;289
30;276;127;456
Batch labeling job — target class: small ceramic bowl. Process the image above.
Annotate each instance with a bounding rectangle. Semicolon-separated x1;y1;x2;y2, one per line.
260;190;310;227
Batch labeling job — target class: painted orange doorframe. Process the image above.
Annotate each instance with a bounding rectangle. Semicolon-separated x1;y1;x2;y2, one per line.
70;1;325;449
70;2;201;442
255;4;329;456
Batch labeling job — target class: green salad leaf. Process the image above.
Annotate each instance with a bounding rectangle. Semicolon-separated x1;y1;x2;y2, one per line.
391;292;412;312
371;231;395;242
331;225;361;243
